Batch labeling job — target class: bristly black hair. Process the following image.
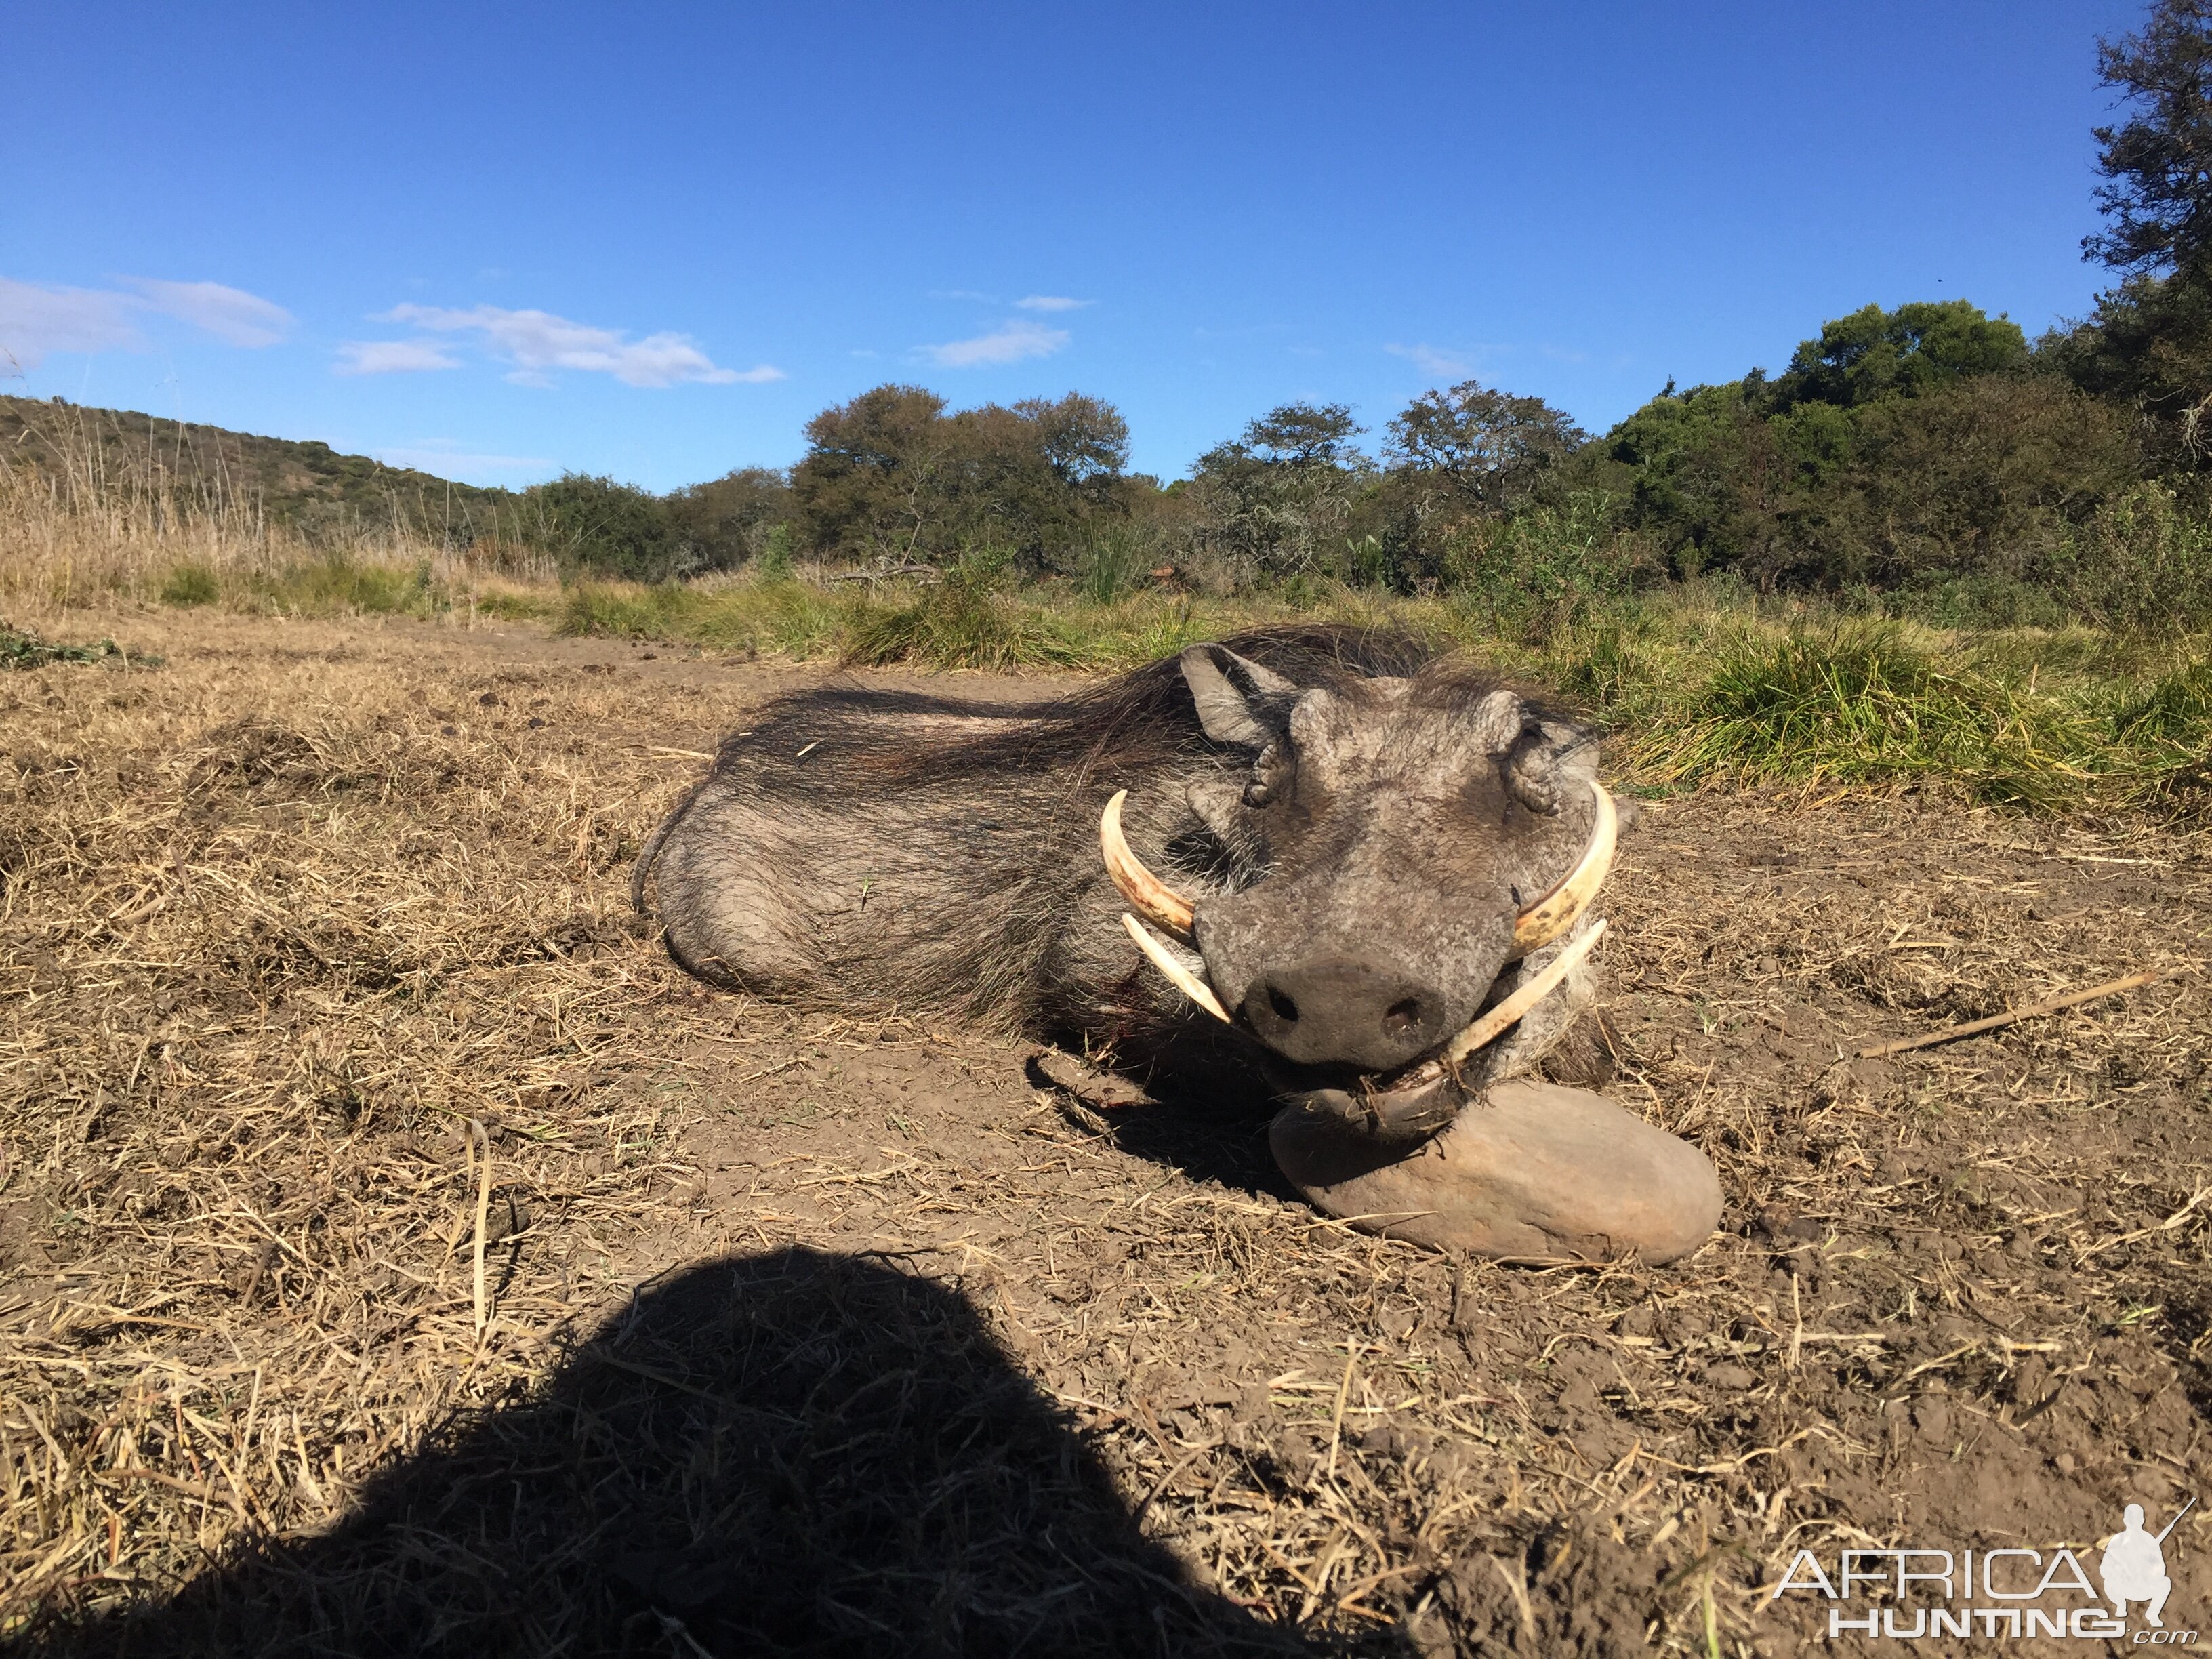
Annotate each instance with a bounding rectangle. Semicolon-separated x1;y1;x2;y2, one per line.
711;625;1481;787
634;625;1568;912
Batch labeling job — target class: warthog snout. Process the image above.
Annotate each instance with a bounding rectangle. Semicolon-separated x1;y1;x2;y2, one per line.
1240;957;1449;1071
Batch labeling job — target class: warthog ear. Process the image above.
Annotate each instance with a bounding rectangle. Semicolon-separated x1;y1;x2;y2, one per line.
1180;644;1300;747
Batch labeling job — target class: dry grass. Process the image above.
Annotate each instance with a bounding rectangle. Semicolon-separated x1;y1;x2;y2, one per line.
0;431;556;626
0;616;703;1641
4;610;2212;1656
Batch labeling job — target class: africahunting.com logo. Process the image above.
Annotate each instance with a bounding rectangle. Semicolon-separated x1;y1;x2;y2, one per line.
1771;1499;2196;1642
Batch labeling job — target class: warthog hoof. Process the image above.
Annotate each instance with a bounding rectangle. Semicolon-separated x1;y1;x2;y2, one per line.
1269;1080;1722;1265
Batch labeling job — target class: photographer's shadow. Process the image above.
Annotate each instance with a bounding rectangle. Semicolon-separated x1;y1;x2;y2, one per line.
42;1249;1309;1658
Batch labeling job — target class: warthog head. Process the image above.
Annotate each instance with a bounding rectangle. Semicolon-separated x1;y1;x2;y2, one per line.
1104;643;1614;1149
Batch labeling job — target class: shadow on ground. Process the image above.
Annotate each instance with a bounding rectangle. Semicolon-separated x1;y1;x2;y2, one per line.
29;1250;1313;1658
1023;1048;1305;1208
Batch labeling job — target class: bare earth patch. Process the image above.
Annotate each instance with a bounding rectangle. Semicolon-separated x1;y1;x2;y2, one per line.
3;609;2209;1655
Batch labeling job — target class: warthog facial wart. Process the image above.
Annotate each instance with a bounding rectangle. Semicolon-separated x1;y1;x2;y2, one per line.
636;626;1721;1263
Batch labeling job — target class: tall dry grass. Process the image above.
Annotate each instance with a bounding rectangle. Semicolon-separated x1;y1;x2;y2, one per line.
0;407;556;623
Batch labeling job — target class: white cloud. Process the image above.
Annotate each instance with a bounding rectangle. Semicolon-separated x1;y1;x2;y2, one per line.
0;279;138;368
335;339;461;375
0;274;292;368
123;278;293;346
1385;342;1473;379
377;439;551;474
376;303;780;388
920;317;1069;368
1015;295;1090;312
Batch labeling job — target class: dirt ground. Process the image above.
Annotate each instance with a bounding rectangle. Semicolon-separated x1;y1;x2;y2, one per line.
3;607;2211;1656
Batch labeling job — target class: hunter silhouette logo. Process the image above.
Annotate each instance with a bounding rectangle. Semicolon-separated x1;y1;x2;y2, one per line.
2102;1498;2193;1629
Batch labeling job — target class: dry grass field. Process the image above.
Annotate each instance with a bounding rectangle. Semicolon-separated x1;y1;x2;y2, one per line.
4;605;2211;1656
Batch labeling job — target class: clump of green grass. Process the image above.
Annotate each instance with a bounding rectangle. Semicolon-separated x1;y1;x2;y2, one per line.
251;554;448;616
2116;659;2212;746
843;579;1086;670
554;578;853;659
160;562;221;607
1634;621;2109;806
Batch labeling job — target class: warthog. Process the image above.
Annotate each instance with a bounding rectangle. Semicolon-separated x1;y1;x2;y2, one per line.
636;626;1719;1262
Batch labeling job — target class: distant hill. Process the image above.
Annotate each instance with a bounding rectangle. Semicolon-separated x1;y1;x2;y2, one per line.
0;395;520;543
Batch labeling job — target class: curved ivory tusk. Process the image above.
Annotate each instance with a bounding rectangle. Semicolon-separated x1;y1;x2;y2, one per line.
1100;789;1197;942
1121;913;1231;1023
1511;783;1618;957
1443;918;1607;1067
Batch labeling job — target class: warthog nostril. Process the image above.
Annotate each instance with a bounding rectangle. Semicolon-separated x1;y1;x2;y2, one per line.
1242;960;1449;1069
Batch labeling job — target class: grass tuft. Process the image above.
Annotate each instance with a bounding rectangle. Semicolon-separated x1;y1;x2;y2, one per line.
159;562;220;607
2117;659;2212;745
553;577;852;658
1633;622;2112;806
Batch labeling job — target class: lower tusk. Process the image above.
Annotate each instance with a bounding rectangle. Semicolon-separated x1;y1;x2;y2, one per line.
1444;918;1606;1067
1100;790;1197;942
1121;913;1231;1023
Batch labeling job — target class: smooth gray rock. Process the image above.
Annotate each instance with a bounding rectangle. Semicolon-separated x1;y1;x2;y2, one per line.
1269;1079;1723;1264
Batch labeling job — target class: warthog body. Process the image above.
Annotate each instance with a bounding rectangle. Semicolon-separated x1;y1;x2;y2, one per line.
638;626;1610;1129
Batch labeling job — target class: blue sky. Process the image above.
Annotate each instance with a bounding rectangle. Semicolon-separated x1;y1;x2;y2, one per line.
7;1;2147;491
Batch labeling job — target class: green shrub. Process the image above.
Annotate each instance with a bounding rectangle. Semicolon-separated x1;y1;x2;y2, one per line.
757;523;795;581
1;621;124;668
2048;484;2212;628
1881;573;2075;630
520;474;681;581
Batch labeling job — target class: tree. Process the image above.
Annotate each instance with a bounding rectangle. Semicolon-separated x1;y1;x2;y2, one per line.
791;384;955;560
1606;381;1830;585
1193;403;1370;577
2049;1;2212;468
943;394;1130;561
1386;380;1587;513
2085;0;2212;279
1237;403;1362;468
1018;393;1129;492
666;466;793;572
2042;274;2212;459
1829;377;2137;585
1776;301;2029;409
1601;300;2135;590
519;473;678;580
789;384;1131;566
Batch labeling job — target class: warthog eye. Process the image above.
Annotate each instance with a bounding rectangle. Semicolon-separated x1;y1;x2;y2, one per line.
1244;740;1290;808
1504;730;1561;815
